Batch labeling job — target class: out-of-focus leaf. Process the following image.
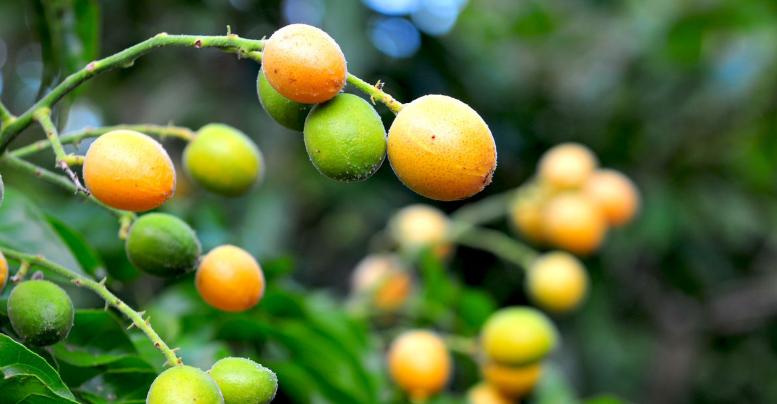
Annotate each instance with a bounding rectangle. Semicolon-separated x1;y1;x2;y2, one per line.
583;394;629;404
533;364;579;404
46;215;104;279
0;333;78;403
457;288;498;333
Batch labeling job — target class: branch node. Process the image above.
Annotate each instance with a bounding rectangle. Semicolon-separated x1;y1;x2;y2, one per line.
194;39;203;49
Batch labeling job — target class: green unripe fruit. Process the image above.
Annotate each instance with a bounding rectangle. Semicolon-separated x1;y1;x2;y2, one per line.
303;93;387;182
147;365;224;404
480;306;558;366
209;357;278;404
8;280;74;346
126;213;201;278
184;124;263;196
257;69;312;131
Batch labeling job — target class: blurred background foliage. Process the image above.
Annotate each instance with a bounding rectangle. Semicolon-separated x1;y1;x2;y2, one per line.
1;0;777;403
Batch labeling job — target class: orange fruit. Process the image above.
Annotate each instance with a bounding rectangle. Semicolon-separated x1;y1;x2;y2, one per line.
467;382;514;404
262;24;347;104
538;143;597;190
0;251;7;293
481;362;543;398
584;169;640;227
542;192;607;255
83;130;175;212
195;245;265;312
388;330;451;400
527;252;588;313
351;255;412;311
387;95;497;201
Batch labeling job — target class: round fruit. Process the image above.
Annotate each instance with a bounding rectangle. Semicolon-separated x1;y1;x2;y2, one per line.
125;213;201;278
542;192;607;255
388;95;497;201
257;69;312;131
209;357;278;404
388;330;451;400
147;365;224;404
0;251;7;293
351;254;412;311
196;245;265;312
481;362;543;398
83;130;175;212
184;124;263;196
584;169;640;227
509;184;550;244
527;252;588;313
538;143;597;190
8;280;74;346
466;382;513;404
480;307;557;366
303;93;386;181
262;24;347;104
388;204;451;256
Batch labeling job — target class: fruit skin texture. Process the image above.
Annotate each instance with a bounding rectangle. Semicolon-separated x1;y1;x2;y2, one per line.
584;169;640;227
209;357;278;404
538;143;598;190
257;69;312;131
303;93;386;181
351;254;412;311
481;362;543;398
262;24;347;104
481;307;557;366
147;365;224;404
467;382;513;404
126;213;201;278
388;330;451;400
83;130;175;212
184;124;263;196
196;245;265;312
542;192;607;255
0;251;7;293
527;252;588;313
8;280;74;346
388;95;497;201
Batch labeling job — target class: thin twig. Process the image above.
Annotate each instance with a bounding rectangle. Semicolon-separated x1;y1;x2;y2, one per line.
32;108;88;194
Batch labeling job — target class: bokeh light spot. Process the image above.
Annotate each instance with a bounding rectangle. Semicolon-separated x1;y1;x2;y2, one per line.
370;17;421;58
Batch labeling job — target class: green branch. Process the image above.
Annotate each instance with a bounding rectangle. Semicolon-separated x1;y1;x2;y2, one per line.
346;74;403;114
451;189;515;226
11;124;195;158
451;224;538;269
0;247;182;367
32;108;88;194
0;100;14;127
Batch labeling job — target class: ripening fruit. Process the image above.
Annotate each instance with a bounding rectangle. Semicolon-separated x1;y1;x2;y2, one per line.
196;245;265;312
481;362;543;399
466;383;513;404
351;254;412;311
184;124;263;196
83;130;175;211
584;169;640;227
527;252;588;313
0;251;7;293
542;192;607;255
209;357;278;404
481;307;557;366
303;93;386;181
262;24;347;104
147;365;224;404
509;184;550;244
388;95;497;201
8;280;74;346
125;213;201;278
388;330;451;400
538;143;597;190
388;204;451;257
257;69;312;131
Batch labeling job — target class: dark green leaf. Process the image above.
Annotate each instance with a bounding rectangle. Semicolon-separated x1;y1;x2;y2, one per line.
0;333;78;403
46;215;105;279
52;310;139;367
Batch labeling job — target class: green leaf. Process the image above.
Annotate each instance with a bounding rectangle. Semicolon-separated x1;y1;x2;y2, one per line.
0;333;78;403
46;215;105;278
52;310;139;367
533;364;580;404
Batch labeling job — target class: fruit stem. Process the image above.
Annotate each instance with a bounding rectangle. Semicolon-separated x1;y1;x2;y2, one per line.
32;108;89;194
0;154;134;220
450;189;516;226
0;33;265;152
11;260;30;283
346;74;404;114
0;247;184;368
450;223;538;270
443;334;478;356
0;100;14;127
10;124;196;158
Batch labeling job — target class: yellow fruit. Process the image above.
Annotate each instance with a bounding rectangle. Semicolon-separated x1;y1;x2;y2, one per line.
262;24;347;104
467;382;514;404
542;192;607;255
388;330;451;400
538;143;597;190
387;95;497;201
509;184;551;243
83;130;175;212
0;251;7;293
195;245;265;312
481;362;543;398
481;307;557;366
350;255;412;311
584;169;640;227
388;204;451;257
527;252;588;313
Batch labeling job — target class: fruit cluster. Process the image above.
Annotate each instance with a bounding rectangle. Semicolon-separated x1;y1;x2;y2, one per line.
510;143;640;255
